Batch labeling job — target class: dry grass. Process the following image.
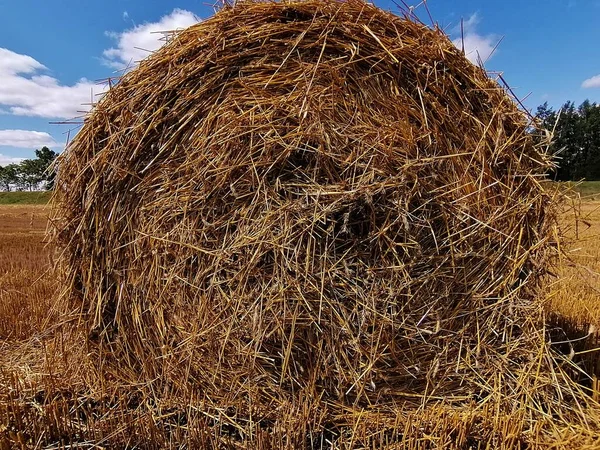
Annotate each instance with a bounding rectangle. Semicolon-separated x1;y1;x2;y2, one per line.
0;206;54;340
549;199;600;327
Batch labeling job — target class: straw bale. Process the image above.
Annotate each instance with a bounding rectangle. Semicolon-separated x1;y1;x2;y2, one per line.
50;1;599;446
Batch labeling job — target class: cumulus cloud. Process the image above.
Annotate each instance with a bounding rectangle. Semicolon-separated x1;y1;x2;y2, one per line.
0;8;197;120
0;154;24;166
582;75;600;89
0;129;57;148
0;48;104;119
103;9;198;69
452;13;499;65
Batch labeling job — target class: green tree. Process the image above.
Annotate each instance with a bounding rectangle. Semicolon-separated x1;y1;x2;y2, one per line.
19;158;43;191
0;164;19;191
536;102;557;130
7;147;59;191
554;101;579;181
538;100;600;181
35;146;58;190
578;101;600;180
534;102;558;176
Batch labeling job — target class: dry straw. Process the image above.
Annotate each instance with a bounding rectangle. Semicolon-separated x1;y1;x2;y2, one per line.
42;0;600;447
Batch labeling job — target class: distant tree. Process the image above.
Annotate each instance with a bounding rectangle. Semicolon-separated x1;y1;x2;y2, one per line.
3;147;59;191
35;146;58;190
0;164;19;191
534;102;558;173
536;100;600;181
551;102;578;180
19;158;43;191
0;166;6;191
536;102;557;130
578;101;600;180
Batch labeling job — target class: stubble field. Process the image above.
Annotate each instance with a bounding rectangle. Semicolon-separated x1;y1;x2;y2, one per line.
549;199;600;329
0;205;54;341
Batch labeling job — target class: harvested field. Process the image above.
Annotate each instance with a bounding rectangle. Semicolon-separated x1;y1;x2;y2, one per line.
0;206;54;340
551;200;600;327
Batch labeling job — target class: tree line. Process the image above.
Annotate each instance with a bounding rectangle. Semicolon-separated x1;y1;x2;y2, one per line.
0;147;58;191
536;100;600;181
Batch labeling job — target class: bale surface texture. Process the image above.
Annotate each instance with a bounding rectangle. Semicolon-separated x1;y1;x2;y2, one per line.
51;0;580;446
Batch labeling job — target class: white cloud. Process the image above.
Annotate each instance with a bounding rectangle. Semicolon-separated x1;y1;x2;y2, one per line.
0;154;24;166
0;129;57;148
0;48;105;119
452;13;499;65
0;8;196;120
103;9;198;69
461;13;480;32
582;75;600;89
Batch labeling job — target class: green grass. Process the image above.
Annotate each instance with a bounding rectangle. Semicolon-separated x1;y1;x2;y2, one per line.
569;181;600;198
0;191;51;205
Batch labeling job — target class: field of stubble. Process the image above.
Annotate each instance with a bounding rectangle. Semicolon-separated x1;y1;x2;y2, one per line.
549;199;600;328
0;205;55;341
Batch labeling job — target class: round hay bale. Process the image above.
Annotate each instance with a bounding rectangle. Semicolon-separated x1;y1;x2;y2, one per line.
52;0;569;445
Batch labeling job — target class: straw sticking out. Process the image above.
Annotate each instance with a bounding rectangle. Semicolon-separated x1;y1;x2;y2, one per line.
47;1;600;447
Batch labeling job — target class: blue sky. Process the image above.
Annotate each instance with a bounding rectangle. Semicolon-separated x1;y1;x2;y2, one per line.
0;0;599;164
